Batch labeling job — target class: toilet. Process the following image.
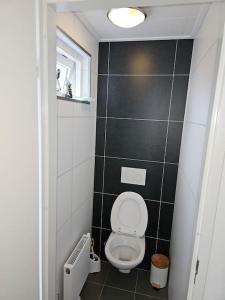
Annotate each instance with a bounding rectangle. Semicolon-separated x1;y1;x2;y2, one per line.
105;191;148;274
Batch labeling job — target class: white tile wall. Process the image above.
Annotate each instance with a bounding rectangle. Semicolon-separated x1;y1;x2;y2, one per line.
73;117;96;166
55;12;98;300
169;3;225;300
57;118;73;176
72;158;94;213
57;170;72;230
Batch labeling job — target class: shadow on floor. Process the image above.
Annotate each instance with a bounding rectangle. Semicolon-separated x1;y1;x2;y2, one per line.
81;262;168;300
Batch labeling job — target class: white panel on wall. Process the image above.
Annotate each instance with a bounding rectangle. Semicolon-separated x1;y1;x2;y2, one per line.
58;117;73;176
57;170;73;230
72;199;93;246
179;123;206;198
72;159;94;213
56;219;73;295
73;117;96;166
121;167;146;186
185;43;218;125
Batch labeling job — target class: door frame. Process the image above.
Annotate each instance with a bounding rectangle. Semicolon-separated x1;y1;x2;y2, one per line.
187;23;225;300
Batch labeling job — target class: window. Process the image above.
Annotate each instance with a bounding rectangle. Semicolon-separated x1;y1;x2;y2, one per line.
56;28;91;102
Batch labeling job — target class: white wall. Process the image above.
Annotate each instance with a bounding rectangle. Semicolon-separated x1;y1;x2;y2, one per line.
55;13;98;300
0;1;40;299
169;3;225;300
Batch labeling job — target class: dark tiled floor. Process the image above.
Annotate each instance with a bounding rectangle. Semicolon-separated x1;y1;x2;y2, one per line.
81;262;168;300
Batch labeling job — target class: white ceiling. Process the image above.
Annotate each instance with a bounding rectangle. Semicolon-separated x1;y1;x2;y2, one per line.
76;4;209;41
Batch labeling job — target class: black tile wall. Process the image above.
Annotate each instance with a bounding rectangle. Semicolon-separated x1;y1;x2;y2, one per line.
92;40;193;270
106;119;167;161
98;42;109;74
97;75;107;117
94;156;104;192
161;164;178;204
170;76;190;121
92;193;102;227
108;76;173;119
165;122;184;163
174;40;193;74
95;118;106;156
109;40;176;75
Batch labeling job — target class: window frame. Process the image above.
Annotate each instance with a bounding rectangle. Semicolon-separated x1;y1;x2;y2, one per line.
56;27;92;103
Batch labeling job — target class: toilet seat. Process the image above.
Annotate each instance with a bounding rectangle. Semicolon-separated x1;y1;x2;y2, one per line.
111;192;148;237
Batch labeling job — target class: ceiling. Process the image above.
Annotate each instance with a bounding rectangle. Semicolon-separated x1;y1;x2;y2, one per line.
75;4;209;41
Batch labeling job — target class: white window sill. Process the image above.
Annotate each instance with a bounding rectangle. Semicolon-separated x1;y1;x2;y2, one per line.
57;95;94;104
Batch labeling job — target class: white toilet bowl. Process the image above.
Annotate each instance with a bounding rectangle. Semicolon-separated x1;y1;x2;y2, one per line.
105;232;145;273
104;191;148;273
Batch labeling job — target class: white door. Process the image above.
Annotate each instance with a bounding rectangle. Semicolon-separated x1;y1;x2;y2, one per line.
187;24;225;300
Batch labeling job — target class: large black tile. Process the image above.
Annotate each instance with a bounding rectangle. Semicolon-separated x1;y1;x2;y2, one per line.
165;122;183;163
102;194;117;230
157;240;170;257
138;237;156;270
106;266;137;292
106;119;167;162
80;281;103;300
158;203;174;240
145;201;160;238
88;261;111;284
136;269;168;299
101;286;134;300
109;41;176;75
97;75;108;117
94;156;104;192
100;228;111;261
95;118;106;156
104;158;163;200
91;227;101;256
161;164;178;204
92;193;102;227
170;76;189;121
174;39;193;74
108;76;172;119
98;42;109;74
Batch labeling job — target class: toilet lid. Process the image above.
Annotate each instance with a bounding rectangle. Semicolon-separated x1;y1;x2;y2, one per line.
111;192;148;237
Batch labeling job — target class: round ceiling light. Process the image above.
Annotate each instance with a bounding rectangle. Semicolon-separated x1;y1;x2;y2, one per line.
108;8;146;28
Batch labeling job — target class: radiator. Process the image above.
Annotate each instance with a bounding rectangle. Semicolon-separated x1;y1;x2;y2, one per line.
63;233;91;300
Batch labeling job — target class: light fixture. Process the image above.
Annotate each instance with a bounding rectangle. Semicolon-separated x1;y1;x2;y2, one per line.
108;8;146;28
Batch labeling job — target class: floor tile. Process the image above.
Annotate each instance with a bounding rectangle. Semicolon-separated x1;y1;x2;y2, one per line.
80;281;103;300
135;294;159;300
88;261;111;284
136;270;168;299
100;286;134;300
105;265;138;292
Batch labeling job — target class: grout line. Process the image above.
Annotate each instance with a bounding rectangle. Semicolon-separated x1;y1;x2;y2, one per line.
98;284;104;300
99;42;111;258
94;191;175;205
96;283;166;300
103;284;135;294
97;116;184;122
58;155;94;178
134;269;138;294
155;40;178;252
95;154;178;165
98;73;189;77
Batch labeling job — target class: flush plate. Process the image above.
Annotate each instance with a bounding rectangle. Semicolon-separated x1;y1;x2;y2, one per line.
121;167;146;186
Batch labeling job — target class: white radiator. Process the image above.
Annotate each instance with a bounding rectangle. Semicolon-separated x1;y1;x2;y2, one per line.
63;233;91;300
